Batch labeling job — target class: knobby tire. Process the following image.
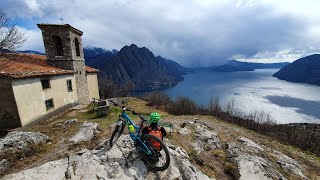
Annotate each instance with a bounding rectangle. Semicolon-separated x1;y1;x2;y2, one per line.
110;123;125;147
141;134;170;171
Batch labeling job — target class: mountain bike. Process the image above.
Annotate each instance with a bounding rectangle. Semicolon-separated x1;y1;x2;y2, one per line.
109;100;170;171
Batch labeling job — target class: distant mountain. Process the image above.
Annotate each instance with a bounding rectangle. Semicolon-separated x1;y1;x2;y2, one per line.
273;54;320;86
17;50;44;55
84;46;118;59
0;48;12;53
212;60;290;72
155;56;190;75
212;64;254;72
84;47;118;70
85;44;188;90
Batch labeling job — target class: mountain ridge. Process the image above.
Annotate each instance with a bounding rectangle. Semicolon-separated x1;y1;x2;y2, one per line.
212;59;290;72
273;54;320;86
85;44;188;90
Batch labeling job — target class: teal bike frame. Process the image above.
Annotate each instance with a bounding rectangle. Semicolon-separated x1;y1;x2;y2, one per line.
116;107;153;155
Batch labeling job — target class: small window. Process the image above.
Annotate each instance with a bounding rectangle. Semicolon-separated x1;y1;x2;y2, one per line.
41;79;50;89
75;38;80;57
52;36;64;56
67;80;73;92
45;99;54;111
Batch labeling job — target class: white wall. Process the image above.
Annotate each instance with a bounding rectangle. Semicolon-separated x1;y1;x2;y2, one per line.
86;73;100;100
12;74;78;126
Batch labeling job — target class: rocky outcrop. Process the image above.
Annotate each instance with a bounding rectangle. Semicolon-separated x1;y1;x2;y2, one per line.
69;122;101;143
194;122;221;151
0;131;49;151
227;142;285;180
151;139;214;180
227;136;307;180
274;54;320;86
178;121;221;153
0;131;49;174
273;151;307;179
4;134;213;180
1;120;311;179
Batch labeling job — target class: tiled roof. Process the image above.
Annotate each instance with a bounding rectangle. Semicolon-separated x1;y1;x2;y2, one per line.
0;53;98;79
85;66;99;73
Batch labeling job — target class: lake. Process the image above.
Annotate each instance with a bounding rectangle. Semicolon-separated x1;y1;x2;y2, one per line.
160;69;320;124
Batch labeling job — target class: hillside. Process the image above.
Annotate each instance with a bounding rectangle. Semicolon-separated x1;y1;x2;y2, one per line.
212;60;289;72
85;44;188;90
274;54;320;86
1;98;319;179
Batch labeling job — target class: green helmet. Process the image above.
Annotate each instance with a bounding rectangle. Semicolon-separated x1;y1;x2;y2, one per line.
150;112;161;123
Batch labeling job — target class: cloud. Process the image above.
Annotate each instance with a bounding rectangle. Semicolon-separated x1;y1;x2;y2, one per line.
1;0;320;66
18;27;44;52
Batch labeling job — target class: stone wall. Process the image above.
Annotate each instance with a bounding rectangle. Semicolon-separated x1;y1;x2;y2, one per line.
73;60;89;104
0;78;21;130
38;25;82;62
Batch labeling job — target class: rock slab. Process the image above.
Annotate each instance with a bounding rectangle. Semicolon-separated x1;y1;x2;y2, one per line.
0;131;49;174
69;122;101;143
4;135;214;180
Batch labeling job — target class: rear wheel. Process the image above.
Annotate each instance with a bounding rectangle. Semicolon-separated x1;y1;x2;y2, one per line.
140;134;170;171
110;121;125;147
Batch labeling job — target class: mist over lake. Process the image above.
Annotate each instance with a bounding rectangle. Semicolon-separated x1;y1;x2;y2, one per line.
161;69;320;124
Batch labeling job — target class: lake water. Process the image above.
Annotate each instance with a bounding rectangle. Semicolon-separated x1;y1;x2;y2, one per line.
160;69;320;124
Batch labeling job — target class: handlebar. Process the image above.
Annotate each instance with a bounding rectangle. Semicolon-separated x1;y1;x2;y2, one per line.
108;99;147;121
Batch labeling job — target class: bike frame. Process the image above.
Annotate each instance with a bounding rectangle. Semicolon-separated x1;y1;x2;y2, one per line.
118;108;152;155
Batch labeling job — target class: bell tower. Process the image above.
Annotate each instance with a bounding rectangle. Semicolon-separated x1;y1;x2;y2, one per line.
37;24;89;104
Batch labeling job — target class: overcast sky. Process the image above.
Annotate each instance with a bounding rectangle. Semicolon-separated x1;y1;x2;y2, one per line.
1;0;320;66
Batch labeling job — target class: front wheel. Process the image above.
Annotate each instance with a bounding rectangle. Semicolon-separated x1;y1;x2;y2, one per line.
140;134;170;171
110;121;125;147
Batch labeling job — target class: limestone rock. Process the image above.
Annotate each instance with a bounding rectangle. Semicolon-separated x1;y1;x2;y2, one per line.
192;123;221;152
178;127;191;135
4;135;148;180
4;134;213;180
227;143;286;180
273;151;307;179
69;122;101;143
0;131;49;151
149;142;214;180
236;137;307;179
238;137;263;152
0;131;49;174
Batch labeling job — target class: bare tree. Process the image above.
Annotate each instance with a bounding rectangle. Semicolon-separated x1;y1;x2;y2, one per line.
0;10;26;50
